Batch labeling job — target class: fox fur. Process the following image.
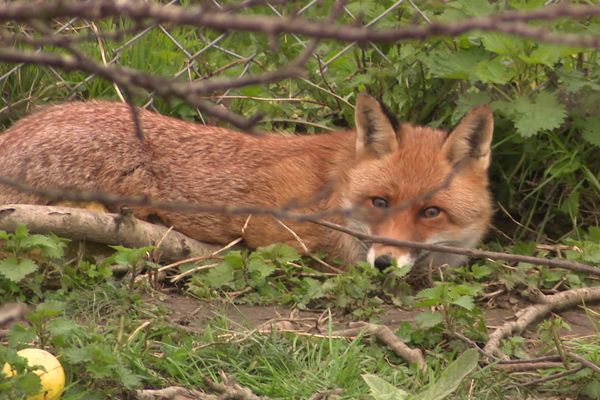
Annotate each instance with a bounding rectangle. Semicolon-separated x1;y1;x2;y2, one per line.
0;93;494;269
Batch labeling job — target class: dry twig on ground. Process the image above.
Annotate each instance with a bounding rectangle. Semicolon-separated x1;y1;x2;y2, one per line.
332;321;426;370
484;286;600;359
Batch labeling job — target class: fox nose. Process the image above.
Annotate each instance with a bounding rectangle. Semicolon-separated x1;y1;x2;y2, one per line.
374;254;393;271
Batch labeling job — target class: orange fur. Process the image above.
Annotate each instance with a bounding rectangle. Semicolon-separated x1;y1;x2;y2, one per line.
0;93;494;269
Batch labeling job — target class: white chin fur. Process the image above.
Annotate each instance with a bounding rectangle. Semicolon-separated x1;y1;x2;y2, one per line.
366;247;414;268
366;247;376;267
395;253;415;268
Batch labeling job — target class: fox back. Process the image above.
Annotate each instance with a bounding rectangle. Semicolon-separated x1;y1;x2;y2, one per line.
0;94;494;269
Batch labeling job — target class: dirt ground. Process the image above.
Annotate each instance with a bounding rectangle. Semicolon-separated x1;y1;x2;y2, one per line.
153;293;600;340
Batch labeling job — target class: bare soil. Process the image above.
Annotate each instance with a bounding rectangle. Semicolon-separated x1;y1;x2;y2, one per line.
151;292;599;340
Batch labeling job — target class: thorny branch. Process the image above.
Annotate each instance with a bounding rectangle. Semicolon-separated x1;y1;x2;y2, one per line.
1;1;599;48
1;1;599;127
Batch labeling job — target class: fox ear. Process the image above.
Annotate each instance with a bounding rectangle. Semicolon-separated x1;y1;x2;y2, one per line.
354;92;399;159
443;105;493;170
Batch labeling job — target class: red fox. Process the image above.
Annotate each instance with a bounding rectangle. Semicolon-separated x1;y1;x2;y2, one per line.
0;93;493;270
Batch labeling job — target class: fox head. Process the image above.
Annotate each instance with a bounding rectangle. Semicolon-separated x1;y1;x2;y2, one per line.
345;92;493;271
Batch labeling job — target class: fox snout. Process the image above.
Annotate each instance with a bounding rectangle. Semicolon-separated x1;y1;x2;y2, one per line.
367;246;416;271
367;244;471;272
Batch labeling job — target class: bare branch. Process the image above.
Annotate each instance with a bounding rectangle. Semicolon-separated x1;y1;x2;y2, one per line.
484;287;600;359
1;1;599;48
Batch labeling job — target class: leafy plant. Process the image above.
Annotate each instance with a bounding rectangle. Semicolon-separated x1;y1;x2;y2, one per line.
0;225;69;300
413;282;486;340
364;349;480;400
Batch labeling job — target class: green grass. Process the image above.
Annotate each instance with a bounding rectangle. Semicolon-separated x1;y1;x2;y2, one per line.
1;227;599;398
2;1;599;240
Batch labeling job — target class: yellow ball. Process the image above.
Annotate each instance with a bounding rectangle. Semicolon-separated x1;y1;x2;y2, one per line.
2;348;65;400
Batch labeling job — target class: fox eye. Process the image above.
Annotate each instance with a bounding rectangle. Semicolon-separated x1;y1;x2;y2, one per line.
371;197;389;208
421;206;441;218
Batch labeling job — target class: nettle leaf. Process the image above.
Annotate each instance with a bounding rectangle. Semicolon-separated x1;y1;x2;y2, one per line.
115;364;142;389
557;68;600;93
63;346;92;364
512;92;566;137
560;190;580;217
204;262;235;288
48;317;82;336
574;116;600;147
7;324;36;348
223;251;245;269
581;242;600;264
456;0;495;16
13;224;29;241
451;295;475;310
0;257;38;283
14;372;42;396
589;226;600;242
257;244;301;264
519;44;561;67
415;311;443;329
474;57;515;84
423;48;487;80
480;32;526;56
247;255;276;281
108;245;154;265
346;1;386;21
363;374;409;400
582;379;600;399
20;234;68;259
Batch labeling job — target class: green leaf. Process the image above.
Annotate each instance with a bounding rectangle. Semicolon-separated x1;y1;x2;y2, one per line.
452;92;492;124
0;257;38;283
27;301;65;329
480;33;526;56
204;262;235;288
7;324;36;348
557;68;600;93
346;2;386;21
247;255;276;283
20;234;67;259
108;245;154;265
63;346;92;364
223;251;245;269
512;92;566;137
474;57;515;84
415;311;443;329
423;48;487;80
451;295;475;310
48;318;82;336
512;241;537;256
582;378;600;399
362;374;409;400
581;242;600;264
415;349;479;400
115;364;142;389
560;190;580;217
13;225;29;241
456;0;495;16
589;227;600;242
519;44;561;67
257;244;301;264
14;372;42;396
575;116;600;147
